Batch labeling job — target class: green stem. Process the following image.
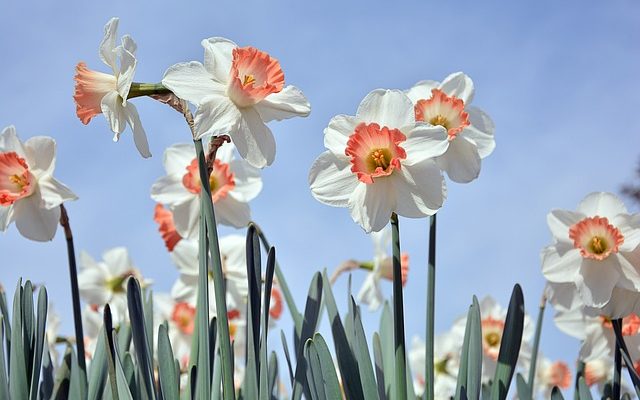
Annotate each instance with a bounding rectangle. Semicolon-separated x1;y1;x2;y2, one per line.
573;360;585;400
391;213;407;400
59;204;86;374
196;195;211;398
613;319;622;400
250;222;303;331
527;293;546;396
127;83;171;99
426;213;437;400
194;139;235;400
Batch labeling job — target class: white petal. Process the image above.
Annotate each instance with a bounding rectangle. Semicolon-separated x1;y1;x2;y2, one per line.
545;281;583;311
576;258;620;307
171;239;199;274
464;112;495;159
77;267;111;305
233;107;276;168
162;62;225;106
102;247;133;275
0;126;26;156
101;91;127;136
348;179;395;233
228;159;262;202
541;245;582;283
215;197;251;228
172;197;201;239
356;89;415;129
438;72;475;104
24;136;56;177
37;176;78;209
405;80;439;104
553;306;589;340
614;214;640;252
13;194;60;241
308;152;357;207
254;86;311;122
0;205;14;231
466;106;495;136
193;96;242;139
202;37;237;83
323;114;359;155
116;37;137;102
394;160;445;216
357;274;383;311
150;176;193;206
402;124;449;166
161;143;195;176
123;103;151;158
370;227;391;259
547;209;583;245
615;252;640;290
214;141;235;163
586;287;640;319
171;278;197;303
435;137;482;183
577;192;628;220
99;17;119;71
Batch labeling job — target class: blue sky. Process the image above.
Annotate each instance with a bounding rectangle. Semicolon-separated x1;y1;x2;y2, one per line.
1;0;639;391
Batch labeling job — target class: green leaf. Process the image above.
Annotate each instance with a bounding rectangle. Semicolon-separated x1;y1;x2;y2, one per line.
379;302;395;398
577;377;593;400
372;333;387;400
69;346;87;400
280;330;294;386
0;316;9;399
516;373;532;400
291;272;323;400
103;305;120;400
9;280;27;400
321;270;364;400
126;278;157;400
29;287;47;400
51;346;72;400
490;284;525;400
211;348;222;400
113;337;134;400
304;339;325;400
117;323;132;361
22;281;34;384
349;297;379;400
158;323;179;399
456;296;481;400
38;341;54;399
313;334;342;400
268;351;278;400
87;322;108;400
243;226;261;399
551;386;565;399
259;247;276;400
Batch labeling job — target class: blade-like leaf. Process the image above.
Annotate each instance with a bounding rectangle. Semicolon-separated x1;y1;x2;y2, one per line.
69;347;87;400
349;297;379;400
551;386;565;399
9;280;27;400
51;346;72;400
280;330;294;386
87;322;108;400
38;341;54;400
158;323;179;399
577;377;593;400
313;334;342;400
29;287;48;400
0;316;9;399
372;333;387;400
268;351;278;400
127;278;157;400
259;247;276;400
516;373;532;400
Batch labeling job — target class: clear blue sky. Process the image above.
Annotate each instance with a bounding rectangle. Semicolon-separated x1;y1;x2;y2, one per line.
1;0;639;390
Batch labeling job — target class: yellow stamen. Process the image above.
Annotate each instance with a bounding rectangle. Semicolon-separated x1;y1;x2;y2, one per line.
430;115;450;130
370;149;389;169
242;74;256;86
589;236;608;255
485;332;500;347
9;174;27;189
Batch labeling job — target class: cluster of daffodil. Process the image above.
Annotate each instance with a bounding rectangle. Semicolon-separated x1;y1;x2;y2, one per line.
1;15;639;400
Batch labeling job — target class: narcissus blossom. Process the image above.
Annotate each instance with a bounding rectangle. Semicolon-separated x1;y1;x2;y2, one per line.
154;204;182;251
406;72;495;183
77;247;151;319
162;37;311;168
531;356;571;397
409;335;460;399
541;192;640;311
0;126;77;241
73;17;151;158
309;89;448;232
151;142;261;237
357;225;409;311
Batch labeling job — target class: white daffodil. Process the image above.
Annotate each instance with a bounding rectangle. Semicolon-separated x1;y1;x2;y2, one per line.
73;17;150;158
406;72;495;183
309;89;447;232
451;296;533;382
409;335;461;399
357;225;409;311
150;142;261;238
153;203;182;252
541;192;640;313
162;37;311;168
170;235;248;313
531;356;572;398
0;126;77;241
77;247;151;319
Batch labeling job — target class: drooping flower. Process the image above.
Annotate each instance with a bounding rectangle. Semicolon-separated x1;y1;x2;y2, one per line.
541;192;640;313
309;89;448;232
77;247;151;319
73;17;151;158
406;72;495;183
0;126;77;241
151;141;262;238
357;225;409;311
409;335;461;399
162;37;311;168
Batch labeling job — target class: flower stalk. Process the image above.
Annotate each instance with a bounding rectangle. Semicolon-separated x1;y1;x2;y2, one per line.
527;292;547;396
59;204;86;373
127;83;172;99
391;212;407;400
426;213;437;400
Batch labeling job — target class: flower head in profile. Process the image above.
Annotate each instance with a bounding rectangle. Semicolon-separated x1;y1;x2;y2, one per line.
0;126;77;241
73;17;150;158
541;192;640;313
357;225;409;311
309;89;448;232
162;37;311;168
151;141;262;238
406;72;495;183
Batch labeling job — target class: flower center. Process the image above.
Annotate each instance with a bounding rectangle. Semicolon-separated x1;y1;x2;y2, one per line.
481;316;505;360
435;356;450;375
73;62;117;124
172;302;196;335
569;216;624;261
415;89;470;140
0;152;35;206
106;271;136;294
182;158;236;202
345;122;407;184
547;361;571;389
228;309;241;339
227;46;285;108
